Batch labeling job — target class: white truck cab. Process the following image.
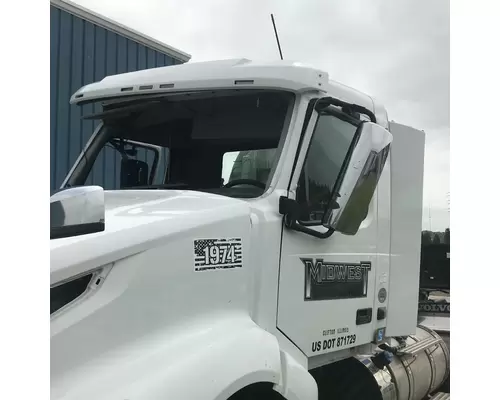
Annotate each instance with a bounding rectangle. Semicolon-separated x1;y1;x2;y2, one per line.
50;59;449;400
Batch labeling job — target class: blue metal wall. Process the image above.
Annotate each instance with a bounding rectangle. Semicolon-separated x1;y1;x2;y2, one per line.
50;5;182;191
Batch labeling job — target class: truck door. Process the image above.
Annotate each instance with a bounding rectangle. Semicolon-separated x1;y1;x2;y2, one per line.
277;102;384;358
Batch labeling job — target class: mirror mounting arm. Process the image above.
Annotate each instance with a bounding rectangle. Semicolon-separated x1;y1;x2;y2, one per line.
315;97;377;123
279;196;335;239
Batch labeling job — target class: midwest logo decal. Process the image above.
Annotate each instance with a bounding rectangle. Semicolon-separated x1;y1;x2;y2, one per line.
302;258;372;301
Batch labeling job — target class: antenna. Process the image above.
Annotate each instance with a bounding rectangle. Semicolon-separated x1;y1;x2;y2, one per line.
270;14;284;60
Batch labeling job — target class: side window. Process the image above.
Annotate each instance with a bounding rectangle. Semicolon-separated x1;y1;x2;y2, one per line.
296;113;358;223
85;139;168;190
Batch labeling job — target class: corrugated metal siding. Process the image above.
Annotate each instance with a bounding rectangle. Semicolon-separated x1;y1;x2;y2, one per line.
50;5;181;191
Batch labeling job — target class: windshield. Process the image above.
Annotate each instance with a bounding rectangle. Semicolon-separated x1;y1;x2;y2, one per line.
67;90;294;198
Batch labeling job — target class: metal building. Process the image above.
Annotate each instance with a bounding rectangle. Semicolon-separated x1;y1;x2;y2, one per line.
50;0;191;191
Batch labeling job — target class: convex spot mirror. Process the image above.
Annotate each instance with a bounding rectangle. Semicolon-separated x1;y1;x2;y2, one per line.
323;122;393;235
50;186;105;239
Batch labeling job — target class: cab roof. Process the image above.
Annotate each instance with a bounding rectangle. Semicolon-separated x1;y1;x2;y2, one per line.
71;58;388;127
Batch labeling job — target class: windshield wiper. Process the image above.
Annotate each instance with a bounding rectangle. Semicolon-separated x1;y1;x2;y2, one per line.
123;183;190;190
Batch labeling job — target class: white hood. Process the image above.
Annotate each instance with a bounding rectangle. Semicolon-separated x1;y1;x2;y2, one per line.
50;190;251;285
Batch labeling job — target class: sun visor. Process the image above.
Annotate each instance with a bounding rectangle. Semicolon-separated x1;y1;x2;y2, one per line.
191;105;286;140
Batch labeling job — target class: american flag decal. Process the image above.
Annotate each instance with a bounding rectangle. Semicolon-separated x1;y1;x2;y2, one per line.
194;238;242;271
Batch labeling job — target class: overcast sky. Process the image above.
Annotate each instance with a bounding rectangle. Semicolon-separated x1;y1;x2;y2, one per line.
73;0;450;231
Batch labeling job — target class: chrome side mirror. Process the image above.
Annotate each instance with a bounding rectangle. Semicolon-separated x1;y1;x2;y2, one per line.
50;186;105;240
323;122;393;235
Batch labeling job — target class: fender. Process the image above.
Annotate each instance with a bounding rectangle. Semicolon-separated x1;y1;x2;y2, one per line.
52;315;284;400
274;350;318;400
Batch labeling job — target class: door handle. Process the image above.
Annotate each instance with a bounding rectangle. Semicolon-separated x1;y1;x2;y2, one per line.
356;308;373;325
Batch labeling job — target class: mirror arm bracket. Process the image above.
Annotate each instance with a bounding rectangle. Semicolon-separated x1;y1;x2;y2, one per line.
315;97;377;123
279;196;335;239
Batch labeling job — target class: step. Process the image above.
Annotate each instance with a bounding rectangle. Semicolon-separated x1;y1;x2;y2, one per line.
399;336;442;356
429;392;450;400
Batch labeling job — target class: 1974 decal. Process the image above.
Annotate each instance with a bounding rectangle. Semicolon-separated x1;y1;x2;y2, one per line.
194;238;242;271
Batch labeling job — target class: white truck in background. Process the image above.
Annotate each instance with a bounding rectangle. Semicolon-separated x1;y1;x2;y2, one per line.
50;59;450;400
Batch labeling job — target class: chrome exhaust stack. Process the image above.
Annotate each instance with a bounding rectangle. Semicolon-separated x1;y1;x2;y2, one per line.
356;325;450;400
